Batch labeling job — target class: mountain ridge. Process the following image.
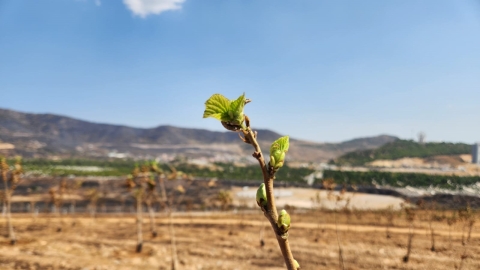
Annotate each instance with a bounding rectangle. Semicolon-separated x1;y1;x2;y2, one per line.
0;108;398;161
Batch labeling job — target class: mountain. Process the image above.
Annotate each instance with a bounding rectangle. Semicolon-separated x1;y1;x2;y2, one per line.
0;108;398;162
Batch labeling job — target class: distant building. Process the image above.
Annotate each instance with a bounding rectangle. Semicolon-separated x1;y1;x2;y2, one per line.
108;151;128;159
473;143;480;165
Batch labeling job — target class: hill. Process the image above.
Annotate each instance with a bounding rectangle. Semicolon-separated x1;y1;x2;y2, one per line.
0;108;397;162
334;139;472;166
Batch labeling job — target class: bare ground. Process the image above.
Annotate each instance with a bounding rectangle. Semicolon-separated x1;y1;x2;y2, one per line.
1;211;479;270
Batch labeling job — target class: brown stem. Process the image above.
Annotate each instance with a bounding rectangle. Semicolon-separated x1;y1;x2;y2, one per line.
467;220;474;243
147;202;157;237
158;174;179;268
2;171;16;245
448;225;452;249
169;210;178;270
429;219;435;252
335;202;345;270
30;200;36;219
71;198;76;226
158;176;168;209
403;223;414;263
6;192;16;245
430;228;435;252
458;245;468;270
136;197;143;253
242;125;296;270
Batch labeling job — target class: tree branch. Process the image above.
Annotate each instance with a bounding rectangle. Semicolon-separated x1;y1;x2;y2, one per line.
241;118;297;270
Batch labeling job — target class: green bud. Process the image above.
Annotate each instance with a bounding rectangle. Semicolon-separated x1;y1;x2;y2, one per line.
277;209;291;232
294;259;300;269
269;136;289;170
270;155;275;167
227;108;244;127
256;183;267;208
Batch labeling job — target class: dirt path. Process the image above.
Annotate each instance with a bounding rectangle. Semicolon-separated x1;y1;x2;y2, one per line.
146;217;479;238
9;213;479;238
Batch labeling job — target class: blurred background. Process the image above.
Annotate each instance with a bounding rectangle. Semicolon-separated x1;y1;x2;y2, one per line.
0;1;479;269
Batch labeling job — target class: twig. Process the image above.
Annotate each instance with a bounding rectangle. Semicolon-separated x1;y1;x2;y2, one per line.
203;94;298;269
241;118;297;270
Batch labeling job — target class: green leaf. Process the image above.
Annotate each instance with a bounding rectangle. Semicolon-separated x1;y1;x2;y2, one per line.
203;93;247;129
228;93;246;125
229;93;245;113
270;136;290;154
203;94;230;120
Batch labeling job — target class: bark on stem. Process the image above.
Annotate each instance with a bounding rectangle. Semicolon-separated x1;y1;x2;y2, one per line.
136;197;143;253
158;174;179;269
242;126;296;270
147;203;157;237
6;194;16;244
2;171;16;245
169;210;178;270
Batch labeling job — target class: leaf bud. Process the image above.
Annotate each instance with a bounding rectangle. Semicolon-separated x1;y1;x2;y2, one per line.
294;259;300;269
256;183;267;208
269;136;289;170
277;209;291;233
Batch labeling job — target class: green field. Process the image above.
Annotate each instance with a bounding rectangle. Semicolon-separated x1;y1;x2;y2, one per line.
334;140;471;166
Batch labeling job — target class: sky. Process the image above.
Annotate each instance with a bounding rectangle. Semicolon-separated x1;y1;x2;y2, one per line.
0;0;479;143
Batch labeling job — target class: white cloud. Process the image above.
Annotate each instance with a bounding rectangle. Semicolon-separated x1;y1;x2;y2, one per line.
123;0;185;18
95;0;101;6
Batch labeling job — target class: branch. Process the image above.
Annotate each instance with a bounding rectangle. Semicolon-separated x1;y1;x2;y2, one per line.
241;116;297;270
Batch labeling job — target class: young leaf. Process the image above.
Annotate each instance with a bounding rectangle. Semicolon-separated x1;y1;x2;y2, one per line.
227;93;246;125
270;136;290;153
269;136;290;169
203;93;247;129
203;94;230;120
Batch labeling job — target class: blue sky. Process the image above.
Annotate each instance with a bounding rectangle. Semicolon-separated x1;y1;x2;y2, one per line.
0;0;479;143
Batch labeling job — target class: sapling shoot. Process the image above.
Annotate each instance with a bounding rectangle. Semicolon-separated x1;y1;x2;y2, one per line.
458;203;475;246
126;163;150;253
1;156;23;245
150;161;181;269
49;179;66;232
85;188;99;221
144;172;159;238
446;211;457;249
70;179;83;226
403;207;416;263
384;206;395;239
203;93;299;270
